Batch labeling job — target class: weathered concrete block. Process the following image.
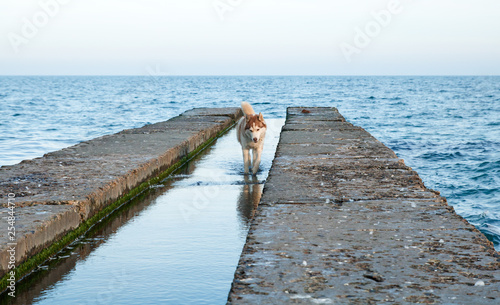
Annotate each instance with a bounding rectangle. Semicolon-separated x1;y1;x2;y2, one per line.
0;205;80;273
0;107;242;277
228;107;500;304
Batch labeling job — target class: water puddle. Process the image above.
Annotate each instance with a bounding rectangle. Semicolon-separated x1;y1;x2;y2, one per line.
2;119;284;305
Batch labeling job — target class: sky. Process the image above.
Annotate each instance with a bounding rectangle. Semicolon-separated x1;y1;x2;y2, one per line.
0;0;499;75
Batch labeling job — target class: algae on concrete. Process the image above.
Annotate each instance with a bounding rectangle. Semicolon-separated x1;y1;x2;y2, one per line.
0;107;242;292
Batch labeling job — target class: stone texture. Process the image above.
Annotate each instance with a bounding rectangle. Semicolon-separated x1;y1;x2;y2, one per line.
0;107;242;276
228;107;500;304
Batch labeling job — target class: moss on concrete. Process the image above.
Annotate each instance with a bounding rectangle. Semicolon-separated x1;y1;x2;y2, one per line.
0;121;236;293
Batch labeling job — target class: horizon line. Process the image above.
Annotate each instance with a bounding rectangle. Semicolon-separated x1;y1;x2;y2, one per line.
1;74;499;77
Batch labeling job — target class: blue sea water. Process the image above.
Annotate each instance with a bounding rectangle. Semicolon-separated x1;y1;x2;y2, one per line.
1;75;499;249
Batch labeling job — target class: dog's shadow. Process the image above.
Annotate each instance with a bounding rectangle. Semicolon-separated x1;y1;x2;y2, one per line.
236;175;262;223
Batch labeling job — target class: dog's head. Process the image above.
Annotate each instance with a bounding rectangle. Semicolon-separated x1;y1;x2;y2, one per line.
245;113;266;143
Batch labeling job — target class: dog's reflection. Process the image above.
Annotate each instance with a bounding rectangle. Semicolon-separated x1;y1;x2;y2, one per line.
237;175;262;224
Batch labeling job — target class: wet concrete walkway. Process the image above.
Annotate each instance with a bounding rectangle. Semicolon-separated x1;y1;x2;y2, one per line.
0;108;241;279
228;108;500;304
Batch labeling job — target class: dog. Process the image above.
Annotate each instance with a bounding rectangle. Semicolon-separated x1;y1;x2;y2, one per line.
236;102;267;175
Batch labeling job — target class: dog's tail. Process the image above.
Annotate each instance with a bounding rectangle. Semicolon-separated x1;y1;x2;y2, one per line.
241;102;255;116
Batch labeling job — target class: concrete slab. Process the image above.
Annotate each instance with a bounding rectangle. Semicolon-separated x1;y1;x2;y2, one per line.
181;107;243;120
278;130;377;144
0;205;80;274
0;107;242;277
228;107;500;304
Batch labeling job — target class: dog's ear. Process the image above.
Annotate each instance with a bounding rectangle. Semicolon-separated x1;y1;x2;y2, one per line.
258;112;263;121
245;113;251;121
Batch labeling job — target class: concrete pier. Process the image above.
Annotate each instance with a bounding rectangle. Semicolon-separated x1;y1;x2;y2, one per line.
228;108;500;304
0;108;242;280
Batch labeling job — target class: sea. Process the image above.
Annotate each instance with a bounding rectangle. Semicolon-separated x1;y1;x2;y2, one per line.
1;75;499;250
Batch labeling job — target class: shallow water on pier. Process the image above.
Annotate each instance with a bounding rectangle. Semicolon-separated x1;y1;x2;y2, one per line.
2;119;284;305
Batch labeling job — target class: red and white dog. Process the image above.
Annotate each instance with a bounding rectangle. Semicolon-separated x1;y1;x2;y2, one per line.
236;102;267;175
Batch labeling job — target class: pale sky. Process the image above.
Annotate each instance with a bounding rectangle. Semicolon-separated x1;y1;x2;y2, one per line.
0;0;499;75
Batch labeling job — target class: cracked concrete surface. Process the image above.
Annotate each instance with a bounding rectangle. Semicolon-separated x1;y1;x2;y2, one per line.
0;107;242;276
228;107;500;304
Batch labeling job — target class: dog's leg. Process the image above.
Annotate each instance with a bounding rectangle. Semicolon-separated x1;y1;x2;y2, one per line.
251;147;263;175
243;149;250;174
